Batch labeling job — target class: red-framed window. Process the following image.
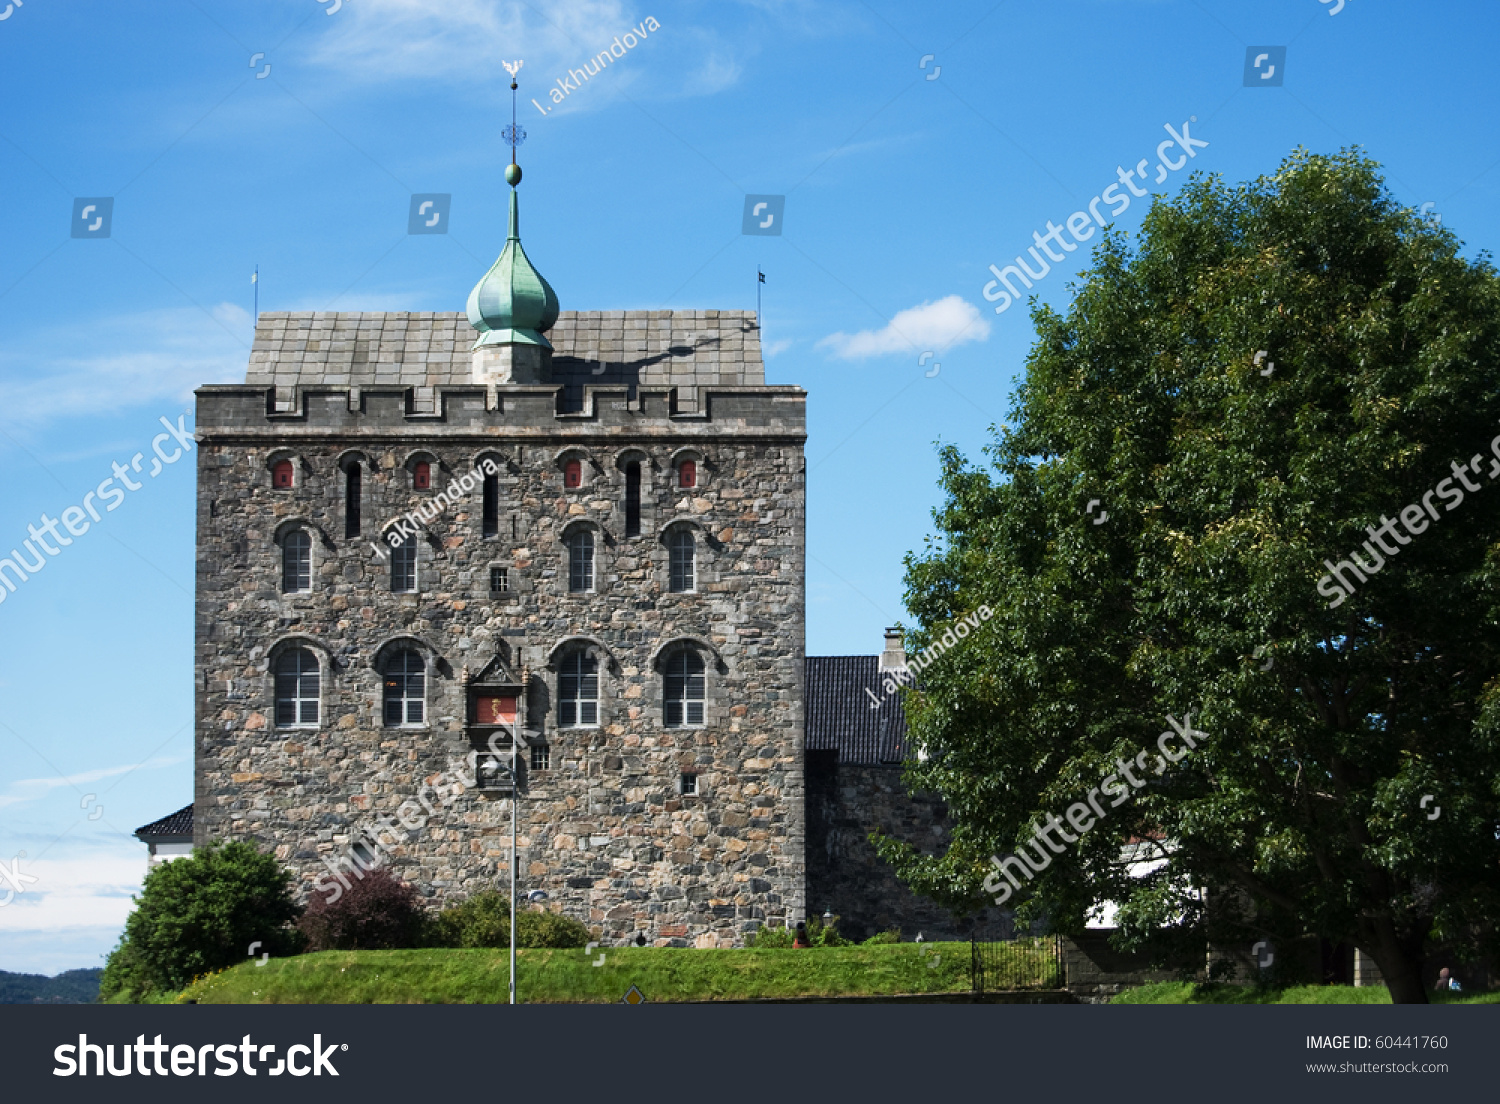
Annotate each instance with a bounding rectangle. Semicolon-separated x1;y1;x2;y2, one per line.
563;459;582;488
678;460;697;489
413;461;431;490
273;460;294;489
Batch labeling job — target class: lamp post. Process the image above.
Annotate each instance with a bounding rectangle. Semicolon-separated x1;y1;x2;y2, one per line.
509;747;517;1005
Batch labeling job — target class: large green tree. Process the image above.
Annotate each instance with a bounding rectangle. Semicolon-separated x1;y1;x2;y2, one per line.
881;149;1500;1004
100;840;301;1001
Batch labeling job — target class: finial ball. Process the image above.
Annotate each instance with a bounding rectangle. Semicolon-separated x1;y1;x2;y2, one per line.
505;163;522;186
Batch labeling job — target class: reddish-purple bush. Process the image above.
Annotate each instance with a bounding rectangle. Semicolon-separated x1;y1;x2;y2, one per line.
298;865;430;951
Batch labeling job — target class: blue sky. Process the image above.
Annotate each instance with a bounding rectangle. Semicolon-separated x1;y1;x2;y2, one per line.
1;0;1496;974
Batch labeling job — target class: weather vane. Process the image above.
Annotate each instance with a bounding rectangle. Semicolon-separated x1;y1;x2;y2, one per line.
501;59;526;179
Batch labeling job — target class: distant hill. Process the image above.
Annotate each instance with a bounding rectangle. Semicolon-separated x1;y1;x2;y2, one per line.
0;968;103;1004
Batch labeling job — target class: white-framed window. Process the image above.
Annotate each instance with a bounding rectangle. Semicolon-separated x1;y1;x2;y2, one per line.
679;772;698;795
530;744;550;771
664;649;706;727
282;528;312;593
391;533;417;593
383;649;425;726
490;566;509;594
567;529;595;593
668;528;695;593
558;651;599;727
274;647;320;728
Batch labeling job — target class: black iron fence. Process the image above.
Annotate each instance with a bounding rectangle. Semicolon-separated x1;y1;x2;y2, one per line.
970;933;1065;993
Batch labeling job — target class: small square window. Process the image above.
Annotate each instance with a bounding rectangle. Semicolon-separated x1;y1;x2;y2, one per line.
680;772;698;795
530;745;550;771
414;461;431;490
490;566;510;594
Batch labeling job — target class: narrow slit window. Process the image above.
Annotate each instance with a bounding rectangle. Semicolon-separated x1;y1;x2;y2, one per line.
344;463;361;538
625;462;641;538
483;474;499;537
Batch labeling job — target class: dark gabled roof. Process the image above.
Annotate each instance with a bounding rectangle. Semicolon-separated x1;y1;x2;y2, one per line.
805;656;909;766
134;805;193;841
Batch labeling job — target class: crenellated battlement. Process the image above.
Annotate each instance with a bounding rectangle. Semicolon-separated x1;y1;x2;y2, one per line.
194;382;806;439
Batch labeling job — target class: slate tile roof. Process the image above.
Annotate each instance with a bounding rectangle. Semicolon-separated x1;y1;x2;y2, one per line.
244;310;765;391
133;805;193;841
805;656;909;766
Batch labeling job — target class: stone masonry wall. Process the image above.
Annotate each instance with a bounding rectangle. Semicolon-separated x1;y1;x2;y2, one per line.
193;382;806;947
805;752;1000;941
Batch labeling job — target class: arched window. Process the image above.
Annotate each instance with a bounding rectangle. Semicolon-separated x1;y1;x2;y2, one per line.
558;651;599;727
664;650;705;727
274;647;320;727
413;461;431;490
273;459;294;489
563;458;582;488
624;462;641;538
344;463;361;538
390;533;417;593
678;460;696;489
483;473;499;537
567;529;594;593
668;528;695;593
383;649;425;726
282;529;312;593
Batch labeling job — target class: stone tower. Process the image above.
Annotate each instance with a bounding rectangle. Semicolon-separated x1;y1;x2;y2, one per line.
192;137;807;946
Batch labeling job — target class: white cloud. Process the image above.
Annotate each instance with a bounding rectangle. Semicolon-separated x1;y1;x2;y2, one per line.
0;304;249;427
302;0;742;104
0;846;144;939
0;758;182;812
308;0;632;86
761;337;794;358
683;51;743;95
816;295;991;360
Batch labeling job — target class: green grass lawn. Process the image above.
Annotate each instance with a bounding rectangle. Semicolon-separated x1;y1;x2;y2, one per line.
1111;981;1500;1005
179;942;1041;1004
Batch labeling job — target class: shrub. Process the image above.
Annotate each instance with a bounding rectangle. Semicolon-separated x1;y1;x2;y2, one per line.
99;840;302;1002
748;914;848;948
299;865;429;951
862;929;902;945
430;892;590;949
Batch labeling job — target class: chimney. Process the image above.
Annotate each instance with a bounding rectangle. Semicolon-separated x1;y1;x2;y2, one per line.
879;627;907;672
